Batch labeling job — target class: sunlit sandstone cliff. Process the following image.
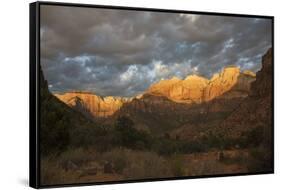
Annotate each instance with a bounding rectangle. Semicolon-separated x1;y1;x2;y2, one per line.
54;66;256;118
55;92;131;118
148;66;256;103
148;75;209;103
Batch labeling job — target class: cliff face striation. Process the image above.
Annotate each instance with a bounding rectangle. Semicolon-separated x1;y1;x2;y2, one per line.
55;92;132;118
147;66;255;103
54;65;256;118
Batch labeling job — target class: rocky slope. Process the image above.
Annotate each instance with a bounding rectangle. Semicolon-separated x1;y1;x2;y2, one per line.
39;66;97;155
114;49;271;138
204;67;256;101
211;48;273;139
116;93;245;135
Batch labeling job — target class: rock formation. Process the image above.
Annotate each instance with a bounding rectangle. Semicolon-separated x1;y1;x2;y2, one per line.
39;66;95;155
114;49;271;138
54;65;256;118
213;48;273;139
209;68;256;100
147;66;255;103
55;92;132;118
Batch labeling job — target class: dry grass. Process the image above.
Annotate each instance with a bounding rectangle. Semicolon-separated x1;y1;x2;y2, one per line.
41;158;78;185
98;148;173;179
40;148;253;185
41;147;175;184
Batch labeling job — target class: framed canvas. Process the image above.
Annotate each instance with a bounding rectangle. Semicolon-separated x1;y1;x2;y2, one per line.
29;1;274;188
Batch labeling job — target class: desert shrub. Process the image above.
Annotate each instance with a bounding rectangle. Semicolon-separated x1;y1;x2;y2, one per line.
40;158;77;185
114;116;152;150
122;150;171;179
178;140;206;154
247;147;273;173
98;148;172;179
169;155;185;176
186;160;224;176
99;148;128;174
70;124;104;147
200;132;227;150
57;148;95;167
40;99;70;156
240;127;265;147
151;137;214;156
152;138;181;156
219;151;247;165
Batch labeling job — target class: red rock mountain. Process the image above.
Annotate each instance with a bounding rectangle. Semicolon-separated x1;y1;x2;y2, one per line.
148;75;209;103
213;48;273;139
147;66;255;103
117;49;271;138
55;92;131;118
54;66;256;118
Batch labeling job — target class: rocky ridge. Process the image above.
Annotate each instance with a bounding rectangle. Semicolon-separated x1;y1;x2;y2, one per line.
54;66;256;118
148;66;256;103
212;48;273;139
55;92;132;118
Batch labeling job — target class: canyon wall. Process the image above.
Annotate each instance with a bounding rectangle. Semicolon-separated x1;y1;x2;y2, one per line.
148;66;255;103
55;92;131;118
54;67;256;118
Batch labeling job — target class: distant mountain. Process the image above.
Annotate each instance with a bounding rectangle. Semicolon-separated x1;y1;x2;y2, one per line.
55;92;131;118
148;75;208;103
147;66;256;103
54;66;256;119
113;50;270;137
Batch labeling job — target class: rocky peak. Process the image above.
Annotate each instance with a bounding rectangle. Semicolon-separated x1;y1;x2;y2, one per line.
203;66;241;101
250;48;272;97
170;76;181;81
54;92;132;118
243;70;256;77
147;65;254;103
54;64;257;119
185;74;208;81
220;66;240;83
184;75;209;86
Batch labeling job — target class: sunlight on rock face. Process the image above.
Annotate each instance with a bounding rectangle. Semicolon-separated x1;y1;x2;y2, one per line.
54;65;256;118
148;66;255;103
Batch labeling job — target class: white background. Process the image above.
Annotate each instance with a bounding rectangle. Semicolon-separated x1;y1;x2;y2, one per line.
0;0;279;189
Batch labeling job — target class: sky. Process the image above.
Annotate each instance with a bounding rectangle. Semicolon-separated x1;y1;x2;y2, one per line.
40;5;272;97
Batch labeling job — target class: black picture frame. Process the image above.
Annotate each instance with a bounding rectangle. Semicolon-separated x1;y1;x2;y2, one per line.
30;1;274;188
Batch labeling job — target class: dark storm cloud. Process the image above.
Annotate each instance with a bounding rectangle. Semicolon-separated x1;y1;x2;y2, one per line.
40;5;272;97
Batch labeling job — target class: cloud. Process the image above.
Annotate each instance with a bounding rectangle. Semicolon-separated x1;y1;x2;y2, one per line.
40;5;272;97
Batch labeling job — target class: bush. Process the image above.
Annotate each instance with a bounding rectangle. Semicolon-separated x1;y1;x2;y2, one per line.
170;155;185;176
152;138;180;156
122;150;171;179
40;102;70;156
247;147;273;173
40;157;77;185
100;148;128;174
241;127;264;147
114;116;152;150
98;148;172;179
57;148;95;167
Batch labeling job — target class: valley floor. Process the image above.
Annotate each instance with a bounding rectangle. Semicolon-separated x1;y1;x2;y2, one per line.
41;147;258;185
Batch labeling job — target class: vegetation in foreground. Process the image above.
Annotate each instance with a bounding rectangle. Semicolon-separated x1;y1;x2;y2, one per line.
40;105;272;185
